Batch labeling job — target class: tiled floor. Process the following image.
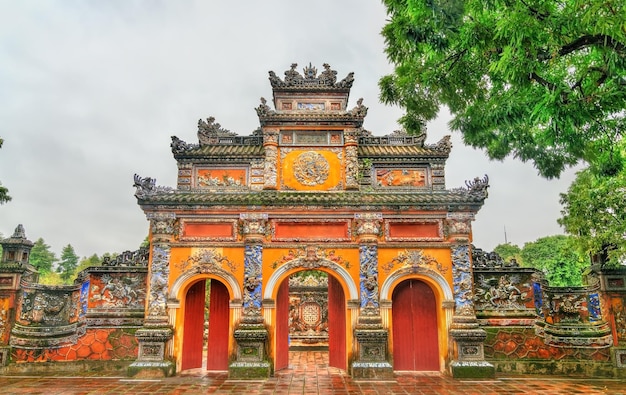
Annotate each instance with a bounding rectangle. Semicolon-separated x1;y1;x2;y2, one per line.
0;352;624;394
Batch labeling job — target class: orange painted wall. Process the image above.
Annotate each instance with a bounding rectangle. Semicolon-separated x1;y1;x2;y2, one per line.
273;222;348;240
183;223;234;238
388;222;440;239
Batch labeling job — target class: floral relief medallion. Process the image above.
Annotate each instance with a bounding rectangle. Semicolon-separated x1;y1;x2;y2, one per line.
293;151;329;186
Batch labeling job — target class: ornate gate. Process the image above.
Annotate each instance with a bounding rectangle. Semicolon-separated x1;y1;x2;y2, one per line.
181;279;229;371
392;279;439;371
275;272;346;371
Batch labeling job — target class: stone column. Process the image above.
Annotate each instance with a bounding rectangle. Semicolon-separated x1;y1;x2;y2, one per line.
447;213;494;378
128;212;176;378
230;213;271;378
263;129;279;190
344;128;359;190
351;213;393;379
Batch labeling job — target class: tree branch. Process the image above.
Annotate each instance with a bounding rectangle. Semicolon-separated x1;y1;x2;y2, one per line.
559;34;626;57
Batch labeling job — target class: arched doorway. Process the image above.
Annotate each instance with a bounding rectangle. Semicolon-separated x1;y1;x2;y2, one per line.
275;271;346;371
392;279;439;371
181;279;230;371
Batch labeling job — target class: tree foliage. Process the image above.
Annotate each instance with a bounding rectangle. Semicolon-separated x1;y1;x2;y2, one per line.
29;238;57;274
58;244;79;282
520;235;587;286
380;0;626;178
73;254;102;277
0;138;11;204
559;153;626;265
493;243;522;265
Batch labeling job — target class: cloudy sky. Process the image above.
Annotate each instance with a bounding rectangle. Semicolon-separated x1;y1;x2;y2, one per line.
0;1;579;259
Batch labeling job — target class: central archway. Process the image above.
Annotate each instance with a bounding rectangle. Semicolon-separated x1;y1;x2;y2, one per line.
274;271;346;371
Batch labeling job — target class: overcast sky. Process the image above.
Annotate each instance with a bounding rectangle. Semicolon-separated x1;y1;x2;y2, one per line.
0;1;579;259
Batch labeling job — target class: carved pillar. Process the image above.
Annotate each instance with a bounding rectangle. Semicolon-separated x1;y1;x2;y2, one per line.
351;213;393;379
128;212;176;378
230;213;271;378
344;128;359;190
449;239;494;378
263;129;279;190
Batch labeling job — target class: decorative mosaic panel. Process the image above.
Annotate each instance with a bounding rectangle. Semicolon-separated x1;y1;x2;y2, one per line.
473;270;535;316
88;272;147;310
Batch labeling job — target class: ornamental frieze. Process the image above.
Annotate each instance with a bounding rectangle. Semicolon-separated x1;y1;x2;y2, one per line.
175;248;238;275
381;249;447;275
196;166;248;188
270;246;351;270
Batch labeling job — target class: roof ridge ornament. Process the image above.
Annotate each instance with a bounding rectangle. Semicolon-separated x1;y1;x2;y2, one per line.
255;97;274;117
198;117;237;145
268;63;354;89
427;135;452;153
133;174;173;198
12;224;26;239
465;175;490;198
349;98;368;118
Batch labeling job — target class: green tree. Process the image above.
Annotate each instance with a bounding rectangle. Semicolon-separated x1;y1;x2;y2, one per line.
380;0;626;178
493;243;523;265
0;138;11;204
29;238;57;274
73;253;102;276
558;162;626;266
520;235;587;286
57;244;79;282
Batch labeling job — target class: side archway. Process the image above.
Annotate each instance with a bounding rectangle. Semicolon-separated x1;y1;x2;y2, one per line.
380;267;454;372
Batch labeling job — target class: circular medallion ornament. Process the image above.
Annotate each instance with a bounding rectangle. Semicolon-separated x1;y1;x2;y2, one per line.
293;151;329;186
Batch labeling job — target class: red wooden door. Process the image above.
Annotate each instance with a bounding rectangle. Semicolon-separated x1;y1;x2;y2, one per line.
181;279;205;370
327;275;346;370
206;280;230;370
392;279;439;371
275;279;290;370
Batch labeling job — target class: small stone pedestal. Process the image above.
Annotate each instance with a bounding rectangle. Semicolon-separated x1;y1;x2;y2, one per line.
229;314;271;379
449;317;494;379
350;310;393;379
127;326;175;378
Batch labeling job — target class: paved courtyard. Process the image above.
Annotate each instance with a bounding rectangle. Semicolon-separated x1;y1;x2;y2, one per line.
0;352;623;394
